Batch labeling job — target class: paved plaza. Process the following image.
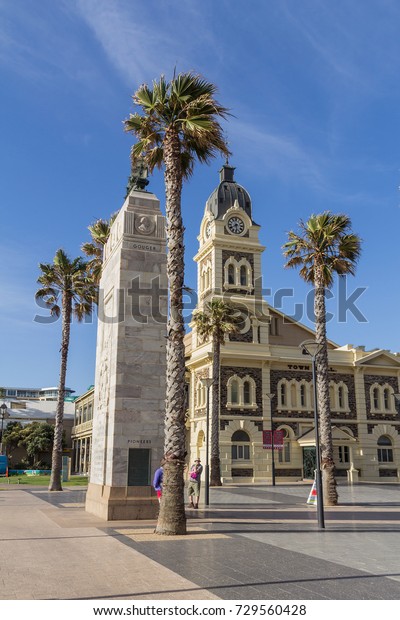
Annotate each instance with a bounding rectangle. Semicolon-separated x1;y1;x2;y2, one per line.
0;481;399;600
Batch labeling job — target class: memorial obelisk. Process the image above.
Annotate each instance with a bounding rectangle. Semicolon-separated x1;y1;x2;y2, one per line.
86;168;167;520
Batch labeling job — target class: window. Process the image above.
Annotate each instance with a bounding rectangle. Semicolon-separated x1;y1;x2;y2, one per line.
231;380;239;404
224;258;253;290
278;428;291;463
377;436;393;463
243;381;251;405
278;379;312;410
338;446;350;464
280;383;286;406
330;381;349;412
300;384;306;407
384;388;390;411
231;430;250;460
373;387;379;410
370;384;395;413
196;381;206;408
338;386;344;409
200;261;212;293
269;316;279;336
227;375;256;408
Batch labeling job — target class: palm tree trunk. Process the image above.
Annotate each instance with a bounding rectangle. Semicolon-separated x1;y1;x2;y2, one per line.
155;128;187;535
48;292;71;492
314;273;338;506
210;335;222;486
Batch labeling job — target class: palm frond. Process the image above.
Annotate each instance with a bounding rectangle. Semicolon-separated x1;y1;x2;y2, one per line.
283;211;361;288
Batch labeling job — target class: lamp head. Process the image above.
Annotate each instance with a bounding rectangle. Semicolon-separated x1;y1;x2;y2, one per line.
299;340;323;359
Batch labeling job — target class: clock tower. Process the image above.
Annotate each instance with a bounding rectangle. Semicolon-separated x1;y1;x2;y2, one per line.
194;164;268;343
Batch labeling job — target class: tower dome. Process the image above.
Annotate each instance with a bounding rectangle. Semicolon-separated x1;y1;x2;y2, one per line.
205;165;253;221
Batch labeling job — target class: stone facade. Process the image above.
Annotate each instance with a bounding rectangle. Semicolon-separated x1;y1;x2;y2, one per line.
186;165;400;484
85;187;167;520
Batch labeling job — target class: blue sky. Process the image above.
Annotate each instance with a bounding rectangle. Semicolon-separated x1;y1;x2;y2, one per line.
0;0;399;396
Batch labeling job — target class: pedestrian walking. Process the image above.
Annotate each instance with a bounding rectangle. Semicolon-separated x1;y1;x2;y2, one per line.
153;460;164;503
188;458;203;509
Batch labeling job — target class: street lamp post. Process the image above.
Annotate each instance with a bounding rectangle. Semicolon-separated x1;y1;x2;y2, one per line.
299;340;325;529
0;403;9;455
200;378;214;506
265;393;276;486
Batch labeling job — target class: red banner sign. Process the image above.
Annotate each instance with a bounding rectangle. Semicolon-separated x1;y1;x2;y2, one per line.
262;430;284;450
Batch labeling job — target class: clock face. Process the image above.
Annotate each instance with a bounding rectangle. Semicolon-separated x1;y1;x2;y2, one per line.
227;216;245;235
205;221;212;238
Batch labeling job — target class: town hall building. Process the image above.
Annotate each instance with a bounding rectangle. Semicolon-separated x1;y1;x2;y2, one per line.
184;164;400;483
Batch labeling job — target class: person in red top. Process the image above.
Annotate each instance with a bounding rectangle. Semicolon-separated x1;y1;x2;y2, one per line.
187;458;203;509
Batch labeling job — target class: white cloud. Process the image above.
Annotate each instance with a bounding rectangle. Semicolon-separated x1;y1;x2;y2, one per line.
230;119;326;189
73;0;217;87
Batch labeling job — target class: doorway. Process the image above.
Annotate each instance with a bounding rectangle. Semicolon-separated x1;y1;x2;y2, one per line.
303;446;316;479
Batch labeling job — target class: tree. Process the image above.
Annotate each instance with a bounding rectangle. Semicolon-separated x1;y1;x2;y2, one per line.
20;422;55;467
192;300;238;486
81;213;118;284
2;421;23;458
283;212;361;505
124;71;229;535
36;249;97;491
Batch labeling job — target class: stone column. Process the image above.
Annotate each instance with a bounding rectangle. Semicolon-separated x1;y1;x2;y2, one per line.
86;187;167;520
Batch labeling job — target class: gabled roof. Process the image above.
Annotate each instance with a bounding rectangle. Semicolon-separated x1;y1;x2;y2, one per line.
267;305;339;349
297;426;356;446
355;349;400;368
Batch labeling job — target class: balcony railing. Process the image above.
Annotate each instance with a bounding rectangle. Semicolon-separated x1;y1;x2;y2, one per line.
71;420;93;435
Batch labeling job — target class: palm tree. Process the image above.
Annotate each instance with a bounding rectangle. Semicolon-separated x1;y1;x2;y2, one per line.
192;300;238;486
283;212;361;506
124;71;229;535
36;249;97;491
81;214;118;284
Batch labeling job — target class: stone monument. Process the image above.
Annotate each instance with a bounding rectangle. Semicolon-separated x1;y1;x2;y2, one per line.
85;169;167;520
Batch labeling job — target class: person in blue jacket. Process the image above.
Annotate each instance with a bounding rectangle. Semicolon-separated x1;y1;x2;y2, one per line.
153;460;165;503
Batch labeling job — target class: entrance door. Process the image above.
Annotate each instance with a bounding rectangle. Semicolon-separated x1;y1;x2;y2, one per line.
303;447;316;479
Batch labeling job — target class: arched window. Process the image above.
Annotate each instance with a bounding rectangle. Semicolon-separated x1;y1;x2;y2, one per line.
338;385;344;409
224;258;253;290
280;383;286;407
300;384;306;407
278;428;291;463
228;264;235;284
196;381;206;408
243;381;251;405
377;435;393;463
383;388;391;411
231;430;250;460
372;387;379;410
231;380;239;404
227;375;256;408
